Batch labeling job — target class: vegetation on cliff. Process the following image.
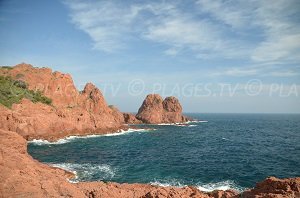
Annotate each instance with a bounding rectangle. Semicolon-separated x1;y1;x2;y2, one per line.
0;75;52;108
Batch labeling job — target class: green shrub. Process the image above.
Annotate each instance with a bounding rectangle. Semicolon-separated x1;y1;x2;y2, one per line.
14;80;27;89
0;66;13;70
16;73;25;79
0;75;52;108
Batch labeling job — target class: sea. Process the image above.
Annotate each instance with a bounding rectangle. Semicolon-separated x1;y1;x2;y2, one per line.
28;113;300;192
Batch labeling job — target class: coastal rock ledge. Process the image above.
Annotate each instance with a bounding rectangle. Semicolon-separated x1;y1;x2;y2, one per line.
1;129;300;198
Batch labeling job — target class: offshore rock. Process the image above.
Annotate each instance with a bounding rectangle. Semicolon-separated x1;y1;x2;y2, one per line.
136;94;189;124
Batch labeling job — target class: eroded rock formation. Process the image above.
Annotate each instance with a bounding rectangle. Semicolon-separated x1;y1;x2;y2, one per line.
0;63;126;140
136;94;189;124
0;64;192;139
241;176;300;197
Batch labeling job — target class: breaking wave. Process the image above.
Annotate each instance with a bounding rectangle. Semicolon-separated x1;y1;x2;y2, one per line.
197;180;245;192
102;128;151;136
150;179;186;187
186;120;208;123
28;128;152;145
50;163;116;183
150;179;244;192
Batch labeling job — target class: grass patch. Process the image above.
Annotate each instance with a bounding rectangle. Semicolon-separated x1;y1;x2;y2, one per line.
0;75;52;108
0;66;13;70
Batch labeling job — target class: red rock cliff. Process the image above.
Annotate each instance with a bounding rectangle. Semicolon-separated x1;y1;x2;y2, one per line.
0;63;125;140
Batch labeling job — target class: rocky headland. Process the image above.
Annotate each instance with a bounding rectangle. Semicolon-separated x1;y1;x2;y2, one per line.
0;63;299;197
0;63;126;141
0;63;190;141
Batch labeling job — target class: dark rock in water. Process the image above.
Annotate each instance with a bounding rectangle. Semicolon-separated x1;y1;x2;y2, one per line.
136;94;189;124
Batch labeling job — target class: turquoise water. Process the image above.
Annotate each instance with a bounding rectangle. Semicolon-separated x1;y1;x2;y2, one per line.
28;113;300;191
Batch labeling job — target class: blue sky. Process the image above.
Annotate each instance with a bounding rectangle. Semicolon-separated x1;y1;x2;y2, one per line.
0;0;300;113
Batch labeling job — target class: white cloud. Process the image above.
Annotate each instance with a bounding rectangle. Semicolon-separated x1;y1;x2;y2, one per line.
213;63;300;77
252;34;300;62
196;0;300;63
64;0;178;52
64;0;249;57
64;0;300;64
144;17;227;57
196;0;253;29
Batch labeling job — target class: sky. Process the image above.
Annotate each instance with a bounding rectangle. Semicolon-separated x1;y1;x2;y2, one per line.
0;0;300;113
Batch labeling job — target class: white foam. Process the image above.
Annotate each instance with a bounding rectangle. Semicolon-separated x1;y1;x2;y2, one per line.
157;123;195;127
29;138;70;145
29;135;101;145
102;128;150;136
50;163;115;183
197;180;244;192
150;179;186;188
157;123;178;126
186;120;208;123
28;128;152;145
150;179;244;192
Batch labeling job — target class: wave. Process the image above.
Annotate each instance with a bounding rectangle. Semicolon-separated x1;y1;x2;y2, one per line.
157;123;180;126
186;120;208;123
156;123;201;126
150;179;244;192
28;128;152;145
150;179;186;187
50;163;116;183
102;128;151;136
197;180;245;192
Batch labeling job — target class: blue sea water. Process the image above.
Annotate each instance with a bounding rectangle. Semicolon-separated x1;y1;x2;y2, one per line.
28;113;300;191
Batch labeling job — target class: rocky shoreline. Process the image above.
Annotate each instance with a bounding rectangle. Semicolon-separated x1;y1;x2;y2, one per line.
0;63;300;197
1;129;300;198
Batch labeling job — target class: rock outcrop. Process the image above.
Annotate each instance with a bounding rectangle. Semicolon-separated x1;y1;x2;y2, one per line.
0;63;126;141
0;64;191;136
123;113;143;124
136;94;189;124
1;129;299;198
241;176;300;197
0;129;86;197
